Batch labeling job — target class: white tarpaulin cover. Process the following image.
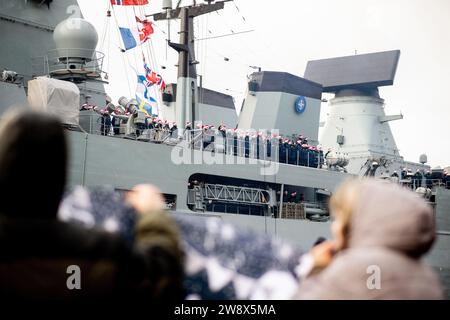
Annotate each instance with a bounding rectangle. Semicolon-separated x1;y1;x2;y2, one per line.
27;77;80;125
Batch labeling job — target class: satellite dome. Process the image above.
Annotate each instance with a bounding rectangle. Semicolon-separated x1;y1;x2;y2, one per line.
419;154;428;164
53;18;98;61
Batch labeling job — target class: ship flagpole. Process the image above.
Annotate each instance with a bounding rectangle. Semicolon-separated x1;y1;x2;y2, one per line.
148;0;232;130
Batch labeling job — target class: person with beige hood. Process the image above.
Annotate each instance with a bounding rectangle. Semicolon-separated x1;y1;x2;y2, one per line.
296;178;443;299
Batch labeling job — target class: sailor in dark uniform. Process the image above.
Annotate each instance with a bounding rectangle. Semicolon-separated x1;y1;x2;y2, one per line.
256;132;262;160
218;124;226;138
288;141;297;165
282;190;288;203
111;106;125;135
425;170;432;188
300;144;308;167
283;140;289;163
289;191;298;203
99;97;113;136
400;167;408;180
266;134;272;159
147;117;155;130
218;124;226;151
163;120;170;131
412;169;422;188
156;119;164;141
443;170;449;189
170;122;178;138
244;132;250;158
279;138;286;164
285;140;291;163
311;146;319;168
317;145;324;169
309;146;317;167
302;137;309;145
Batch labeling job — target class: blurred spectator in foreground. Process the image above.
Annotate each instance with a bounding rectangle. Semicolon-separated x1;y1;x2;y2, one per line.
295;178;443;299
0;111;183;302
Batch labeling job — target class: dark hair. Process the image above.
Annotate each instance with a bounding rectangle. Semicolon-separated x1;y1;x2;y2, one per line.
0;111;67;219
313;237;327;247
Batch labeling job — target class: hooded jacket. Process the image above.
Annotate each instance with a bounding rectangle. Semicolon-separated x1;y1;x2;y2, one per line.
296;179;443;299
0;209;183;302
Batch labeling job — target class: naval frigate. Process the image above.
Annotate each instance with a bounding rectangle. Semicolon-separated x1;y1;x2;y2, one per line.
0;0;449;298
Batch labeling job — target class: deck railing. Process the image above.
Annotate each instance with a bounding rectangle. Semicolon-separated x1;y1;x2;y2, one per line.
77;112;325;169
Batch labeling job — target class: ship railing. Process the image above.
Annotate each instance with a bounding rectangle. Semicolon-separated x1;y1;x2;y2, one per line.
32;49;105;79
182;129;277;159
400;178;446;190
278;146;324;168
77;113;325;169
181;129;325;169
78;113;178;143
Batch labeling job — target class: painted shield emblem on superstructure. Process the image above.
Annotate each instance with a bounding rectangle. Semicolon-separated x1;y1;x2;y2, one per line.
294;96;307;114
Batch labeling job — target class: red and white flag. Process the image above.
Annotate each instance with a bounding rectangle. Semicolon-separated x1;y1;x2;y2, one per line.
119;16;154;50
111;0;149;6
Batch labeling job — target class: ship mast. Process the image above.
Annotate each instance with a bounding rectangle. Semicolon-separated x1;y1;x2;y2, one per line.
149;0;232;129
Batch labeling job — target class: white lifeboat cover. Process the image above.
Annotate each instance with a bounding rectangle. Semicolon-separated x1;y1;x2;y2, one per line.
27;77;80;125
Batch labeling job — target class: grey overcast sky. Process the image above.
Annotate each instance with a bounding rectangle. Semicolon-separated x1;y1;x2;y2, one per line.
78;0;450;167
